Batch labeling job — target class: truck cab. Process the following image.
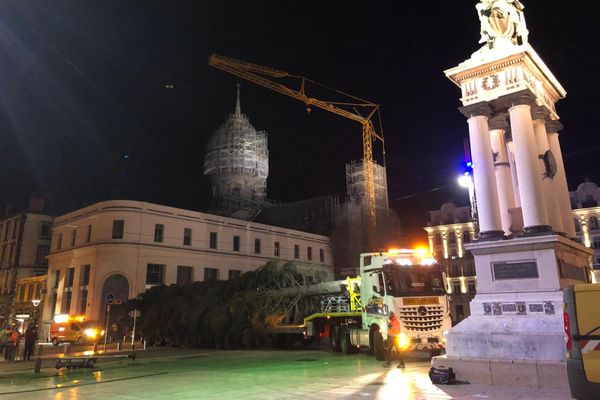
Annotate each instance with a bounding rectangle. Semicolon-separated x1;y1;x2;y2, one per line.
49;314;105;346
358;250;451;355
564;284;600;399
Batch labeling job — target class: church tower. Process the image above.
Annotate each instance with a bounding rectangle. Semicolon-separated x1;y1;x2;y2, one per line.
204;85;269;217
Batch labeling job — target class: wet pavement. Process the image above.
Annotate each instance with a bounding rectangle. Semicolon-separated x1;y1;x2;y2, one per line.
0;348;573;399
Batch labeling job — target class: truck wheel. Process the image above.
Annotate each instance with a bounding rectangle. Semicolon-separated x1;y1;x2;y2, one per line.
329;324;341;353
373;331;385;361
340;327;358;354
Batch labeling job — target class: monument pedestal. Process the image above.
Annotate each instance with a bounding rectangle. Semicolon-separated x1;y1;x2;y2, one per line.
433;235;592;388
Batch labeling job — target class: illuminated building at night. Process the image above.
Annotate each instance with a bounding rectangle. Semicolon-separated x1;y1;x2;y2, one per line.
0;199;53;325
424;202;476;323
40;200;333;333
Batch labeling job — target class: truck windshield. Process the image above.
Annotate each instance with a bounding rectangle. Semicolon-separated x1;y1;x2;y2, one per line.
383;265;445;297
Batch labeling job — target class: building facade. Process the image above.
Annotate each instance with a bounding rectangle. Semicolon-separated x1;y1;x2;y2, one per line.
13;275;47;324
41;200;334;328
0;211;53;323
424;202;477;324
571;180;600;282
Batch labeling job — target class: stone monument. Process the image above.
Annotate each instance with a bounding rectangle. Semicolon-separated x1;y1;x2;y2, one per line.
432;0;594;389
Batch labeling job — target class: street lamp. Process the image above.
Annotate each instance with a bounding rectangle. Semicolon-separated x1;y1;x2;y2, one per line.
31;299;41;324
458;169;479;235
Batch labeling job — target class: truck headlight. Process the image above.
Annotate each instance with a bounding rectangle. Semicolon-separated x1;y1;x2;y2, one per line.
84;328;98;338
396;333;410;350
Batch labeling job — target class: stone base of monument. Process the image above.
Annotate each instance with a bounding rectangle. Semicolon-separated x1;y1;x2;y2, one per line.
431;355;567;388
433;235;592;388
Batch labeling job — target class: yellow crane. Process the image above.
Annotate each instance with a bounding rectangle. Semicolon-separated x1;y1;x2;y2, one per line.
208;54;385;248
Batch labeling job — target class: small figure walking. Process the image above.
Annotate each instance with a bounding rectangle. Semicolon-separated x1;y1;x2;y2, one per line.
5;326;19;362
383;312;405;369
23;324;38;362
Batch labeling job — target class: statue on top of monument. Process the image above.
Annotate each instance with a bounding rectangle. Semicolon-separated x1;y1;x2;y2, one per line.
476;0;529;50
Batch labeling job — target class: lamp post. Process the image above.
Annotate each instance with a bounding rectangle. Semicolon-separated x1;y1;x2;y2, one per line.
31;299;41;324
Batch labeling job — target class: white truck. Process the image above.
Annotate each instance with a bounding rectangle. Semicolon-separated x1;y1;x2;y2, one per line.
285;249;452;359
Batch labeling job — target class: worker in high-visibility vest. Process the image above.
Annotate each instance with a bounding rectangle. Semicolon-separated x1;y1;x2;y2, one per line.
383;312;405;369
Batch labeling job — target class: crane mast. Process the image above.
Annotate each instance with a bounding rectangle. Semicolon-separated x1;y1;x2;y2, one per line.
208;54;384;249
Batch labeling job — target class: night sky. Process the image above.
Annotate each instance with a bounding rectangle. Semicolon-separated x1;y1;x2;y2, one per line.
0;1;599;245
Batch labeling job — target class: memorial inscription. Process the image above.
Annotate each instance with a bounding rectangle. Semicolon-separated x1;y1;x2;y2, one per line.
492;261;538;280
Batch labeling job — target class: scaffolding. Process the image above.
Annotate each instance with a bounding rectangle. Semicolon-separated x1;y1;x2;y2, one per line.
204;87;269;216
345;159;389;210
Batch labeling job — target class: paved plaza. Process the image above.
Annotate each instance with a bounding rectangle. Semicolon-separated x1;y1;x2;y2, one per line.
0;347;573;399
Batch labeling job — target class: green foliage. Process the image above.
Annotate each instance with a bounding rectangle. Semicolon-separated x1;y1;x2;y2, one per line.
134;261;328;349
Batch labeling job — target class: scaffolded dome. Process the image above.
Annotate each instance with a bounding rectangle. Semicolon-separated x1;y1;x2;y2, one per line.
204;85;269;214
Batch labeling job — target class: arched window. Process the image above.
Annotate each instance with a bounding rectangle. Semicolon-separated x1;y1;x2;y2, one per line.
463;231;472;243
449;232;457;244
590;216;599;231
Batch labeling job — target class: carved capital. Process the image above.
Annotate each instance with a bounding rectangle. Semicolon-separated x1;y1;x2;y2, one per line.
495;90;536;111
507;93;536;109
531;105;550;122
459;102;492;119
545;119;564;133
488;113;509;131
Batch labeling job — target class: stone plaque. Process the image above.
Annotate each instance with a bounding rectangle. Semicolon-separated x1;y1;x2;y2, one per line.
492;261;539;280
529;303;544;313
483;303;492;315
501;303;517;313
492;303;502;315
544;301;555;315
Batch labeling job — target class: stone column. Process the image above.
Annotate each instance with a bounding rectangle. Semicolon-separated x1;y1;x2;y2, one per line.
506;138;522;207
460;103;504;239
507;95;551;233
547;120;577;238
489;114;516;235
532;107;564;233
